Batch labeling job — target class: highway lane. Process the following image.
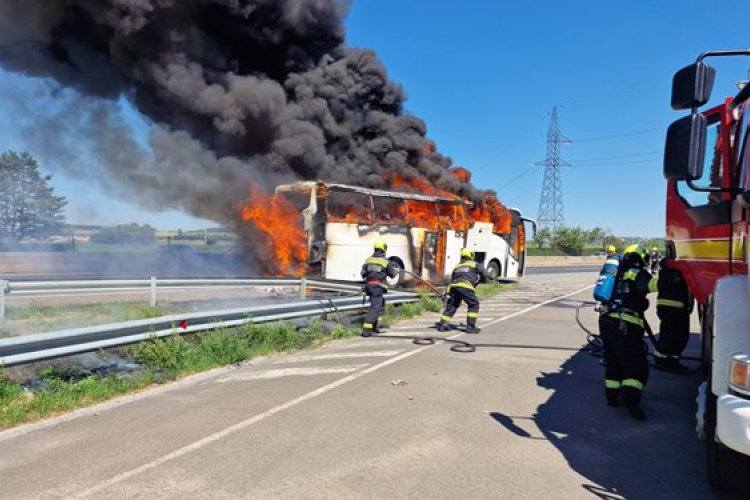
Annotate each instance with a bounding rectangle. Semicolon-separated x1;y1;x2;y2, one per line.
0;271;738;500
525;265;600;275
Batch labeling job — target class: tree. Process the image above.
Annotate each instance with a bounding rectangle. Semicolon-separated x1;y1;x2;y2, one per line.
0;151;67;241
533;227;552;249
585;227;608;249
553;226;587;255
602;234;624;252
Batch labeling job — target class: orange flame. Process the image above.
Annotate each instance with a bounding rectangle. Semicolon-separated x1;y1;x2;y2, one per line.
235;166;512;276
469;194;512;234
448;167;471;184
237;187;308;276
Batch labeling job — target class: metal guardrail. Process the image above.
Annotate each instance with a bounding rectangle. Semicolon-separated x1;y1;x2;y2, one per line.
5;277;364;294
0;277;368;319
0;290;419;367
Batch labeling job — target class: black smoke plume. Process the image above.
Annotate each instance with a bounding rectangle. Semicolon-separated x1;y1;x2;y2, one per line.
0;1;490;233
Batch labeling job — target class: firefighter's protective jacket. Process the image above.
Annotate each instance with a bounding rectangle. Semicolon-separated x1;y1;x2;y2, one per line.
608;265;658;326
657;265;693;312
361;250;398;283
450;258;490;290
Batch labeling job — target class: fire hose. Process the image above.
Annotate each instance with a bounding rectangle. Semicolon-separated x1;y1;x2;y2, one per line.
322;269;704;373
359;270;594;355
574;300;703;375
346;277;706;377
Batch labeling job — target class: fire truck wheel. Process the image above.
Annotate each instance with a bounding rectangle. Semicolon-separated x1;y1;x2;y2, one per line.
386;258;405;288
487;260;501;281
706;383;750;493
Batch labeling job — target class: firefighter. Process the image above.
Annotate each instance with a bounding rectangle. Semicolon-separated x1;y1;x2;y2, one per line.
649;247;661;274
598;244;658;421
654;258;693;372
360;239;399;337
436;248;490;334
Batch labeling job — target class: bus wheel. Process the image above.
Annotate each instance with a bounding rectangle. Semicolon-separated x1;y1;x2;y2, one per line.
386;258;405;288
487;260;501;281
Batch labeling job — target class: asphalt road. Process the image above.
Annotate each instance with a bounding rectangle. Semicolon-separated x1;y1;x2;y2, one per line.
0;271;740;499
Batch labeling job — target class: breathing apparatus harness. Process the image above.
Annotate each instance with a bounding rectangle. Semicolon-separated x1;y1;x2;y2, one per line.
574;300;702;376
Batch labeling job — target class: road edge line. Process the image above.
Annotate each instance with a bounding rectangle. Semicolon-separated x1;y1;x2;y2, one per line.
71;283;596;498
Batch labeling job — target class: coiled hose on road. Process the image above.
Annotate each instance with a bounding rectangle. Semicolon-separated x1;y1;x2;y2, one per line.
345;273;706;377
351;270;599;355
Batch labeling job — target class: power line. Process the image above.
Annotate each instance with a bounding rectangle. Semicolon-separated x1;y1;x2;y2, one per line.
572;159;659;168
575;127;665;143
497;167;534;190
569;151;660;163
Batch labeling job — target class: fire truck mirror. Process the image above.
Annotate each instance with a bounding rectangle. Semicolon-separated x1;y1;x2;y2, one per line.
664;113;707;181
739;190;750;210
671;61;716;110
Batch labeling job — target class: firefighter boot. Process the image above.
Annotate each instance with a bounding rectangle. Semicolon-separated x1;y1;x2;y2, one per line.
465;317;481;334
655;356;689;372
435;321;450;332
372;320;381;334
622;387;646;421
361;323;374;337
605;388;620;407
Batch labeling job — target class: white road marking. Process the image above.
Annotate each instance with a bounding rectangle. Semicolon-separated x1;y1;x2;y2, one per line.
479;284;594;329
72;346;436;499
268;351;403;364
323;339;406;350
71;285;592;499
216;364;369;381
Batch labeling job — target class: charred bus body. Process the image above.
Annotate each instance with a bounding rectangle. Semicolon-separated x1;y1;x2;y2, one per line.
276;181;534;286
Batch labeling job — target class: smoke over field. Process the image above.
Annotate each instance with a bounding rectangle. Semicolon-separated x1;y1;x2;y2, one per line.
0;1;506;273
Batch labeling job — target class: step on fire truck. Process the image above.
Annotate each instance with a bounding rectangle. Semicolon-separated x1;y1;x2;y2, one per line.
663;48;750;492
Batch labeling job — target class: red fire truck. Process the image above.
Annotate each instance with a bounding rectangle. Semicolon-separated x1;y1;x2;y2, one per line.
664;49;750;492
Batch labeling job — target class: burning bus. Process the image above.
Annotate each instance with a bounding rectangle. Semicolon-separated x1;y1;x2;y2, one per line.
274;181;535;286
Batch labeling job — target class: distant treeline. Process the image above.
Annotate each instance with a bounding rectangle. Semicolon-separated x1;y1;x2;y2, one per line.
89;223;156;245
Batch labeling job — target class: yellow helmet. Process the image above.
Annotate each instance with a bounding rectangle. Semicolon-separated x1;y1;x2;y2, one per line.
374;239;387;252
607;245;616;253
460;248;475;260
624;244;647;263
652;247;659;252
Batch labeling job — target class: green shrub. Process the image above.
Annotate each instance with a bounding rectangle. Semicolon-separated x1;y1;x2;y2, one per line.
418;291;443;312
133;334;191;373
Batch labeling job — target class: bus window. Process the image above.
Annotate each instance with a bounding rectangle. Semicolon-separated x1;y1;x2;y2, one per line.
373;196;407;225
406;200;438;230
278;188;312;212
327;191;372;223
437;203;467;231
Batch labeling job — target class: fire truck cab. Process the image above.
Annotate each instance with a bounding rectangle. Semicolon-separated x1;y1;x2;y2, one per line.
663;49;750;493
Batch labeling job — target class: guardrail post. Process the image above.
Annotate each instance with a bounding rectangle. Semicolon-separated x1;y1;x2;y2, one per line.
0;280;6;323
299;277;307;300
150;276;157;307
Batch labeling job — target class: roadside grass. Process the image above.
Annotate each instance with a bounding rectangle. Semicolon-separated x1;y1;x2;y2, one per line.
476;282;516;299
0;282;513;429
0;371;159;430
3;303;169;337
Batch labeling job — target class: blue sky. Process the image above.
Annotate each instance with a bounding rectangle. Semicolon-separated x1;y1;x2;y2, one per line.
0;0;749;234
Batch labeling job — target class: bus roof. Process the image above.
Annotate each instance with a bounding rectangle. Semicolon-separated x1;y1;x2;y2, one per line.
275;181;471;206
